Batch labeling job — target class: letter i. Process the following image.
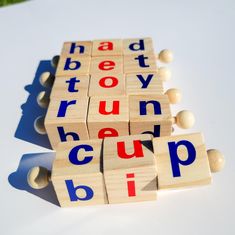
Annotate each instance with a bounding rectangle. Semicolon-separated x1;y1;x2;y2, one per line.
126;173;136;197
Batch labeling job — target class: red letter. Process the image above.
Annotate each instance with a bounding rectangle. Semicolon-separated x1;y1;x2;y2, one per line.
117;140;144;159
98;42;113;51
99;76;118;88
99;100;119;115
126;173;136;197
98;61;115;71
98;128;119;139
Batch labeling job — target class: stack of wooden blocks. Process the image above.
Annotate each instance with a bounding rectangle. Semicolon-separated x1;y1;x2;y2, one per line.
28;38;224;207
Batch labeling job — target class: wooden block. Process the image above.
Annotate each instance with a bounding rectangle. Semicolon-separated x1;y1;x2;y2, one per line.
87;96;129;139
45;98;89;149
103;134;157;204
126;72;164;95
61;41;92;57
55;55;91;77
152;133;212;189
90;56;123;75
124;53;157;74
51;139;108;207
88;73;125;96
50;75;90;99
92;39;123;56
123;37;154;55
129;94;172;137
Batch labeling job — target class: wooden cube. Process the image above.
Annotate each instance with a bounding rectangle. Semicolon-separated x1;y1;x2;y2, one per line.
87;96;129;139
51;139;108;207
129;94;172;137
90;56;123;75
126;72;164;95
56;55;91;77
123;38;154;55
124;53;157;74
152;133;212;190
92;39;123;56
89;73;125;96
50;75;90;99
45;98;89;149
61;41;92;57
103;134;157;204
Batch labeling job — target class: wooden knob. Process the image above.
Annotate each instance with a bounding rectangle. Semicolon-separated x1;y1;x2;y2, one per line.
174;110;195;129
207;149;225;173
27;166;51;189
51;55;60;68
165;88;182;104
157;67;171;81
34;116;46;135
158;49;173;63
39;72;55;88
37;91;50;108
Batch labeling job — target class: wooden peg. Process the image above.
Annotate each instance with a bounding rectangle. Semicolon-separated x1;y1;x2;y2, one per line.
207;149;225;173
165;88;182;104
39;72;55;88
158;49;173;63
156;67;171;81
37;91;50;108
27;166;51;189
51;55;60;68
34;115;46;134
172;110;195;129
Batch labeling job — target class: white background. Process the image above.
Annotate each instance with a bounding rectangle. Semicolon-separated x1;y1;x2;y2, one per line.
0;0;234;234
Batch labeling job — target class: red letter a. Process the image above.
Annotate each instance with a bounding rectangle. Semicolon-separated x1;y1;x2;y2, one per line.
98;42;113;51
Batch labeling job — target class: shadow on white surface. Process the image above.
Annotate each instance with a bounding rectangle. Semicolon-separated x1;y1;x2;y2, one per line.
8;152;60;207
14;60;54;149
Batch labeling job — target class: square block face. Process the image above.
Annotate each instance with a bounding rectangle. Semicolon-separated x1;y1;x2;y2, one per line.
129;94;172;137
50;75;90;99
126;72;164;95
124;53;157;74
153;133;212;190
56;55;91;77
90;56;123;75
61;41;92;57
92;39;123;56
51;139;107;207
89;74;125;97
103;134;157;204
87;96;129;139
123;38;154;55
45;98;89;149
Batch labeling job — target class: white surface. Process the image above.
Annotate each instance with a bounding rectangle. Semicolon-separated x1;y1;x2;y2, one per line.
0;0;234;234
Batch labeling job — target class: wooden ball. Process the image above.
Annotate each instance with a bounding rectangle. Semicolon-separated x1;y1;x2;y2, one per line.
39;72;54;88
157;67;171;81
37;91;50;108
175;110;195;129
27;166;50;189
165;88;182;104
34;116;46;135
159;49;173;63
207;149;225;173
51;55;60;68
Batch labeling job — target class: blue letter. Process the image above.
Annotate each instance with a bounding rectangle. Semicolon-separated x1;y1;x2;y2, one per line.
65;180;94;201
64;58;81;70
69;144;93;165
57;126;80;142
129;39;145;51
136;74;154;88
134;55;149;68
168;140;196;177
57;100;76;117
66;77;80;92
70;43;85;54
139;100;161;115
142;125;161;137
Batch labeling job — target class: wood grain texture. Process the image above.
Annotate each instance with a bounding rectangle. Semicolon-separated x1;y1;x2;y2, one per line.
103;134;157;204
92;39;123;56
129;94;172;137
51;139;108;207
152;133;212;190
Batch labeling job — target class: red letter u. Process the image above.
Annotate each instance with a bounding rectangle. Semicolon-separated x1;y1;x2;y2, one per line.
99;100;119;115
